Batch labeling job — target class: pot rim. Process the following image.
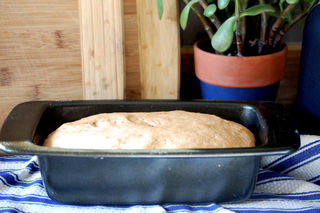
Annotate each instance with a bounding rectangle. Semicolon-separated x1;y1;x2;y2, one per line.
193;39;288;88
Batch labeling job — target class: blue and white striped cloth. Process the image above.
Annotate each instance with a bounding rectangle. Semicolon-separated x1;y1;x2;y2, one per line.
1;135;320;213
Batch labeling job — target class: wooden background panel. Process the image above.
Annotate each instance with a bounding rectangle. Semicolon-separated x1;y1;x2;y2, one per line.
276;44;301;107
0;0;141;126
124;0;141;99
0;0;82;127
79;0;125;99
136;0;180;99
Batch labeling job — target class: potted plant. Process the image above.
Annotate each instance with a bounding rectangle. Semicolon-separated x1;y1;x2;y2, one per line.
157;0;319;101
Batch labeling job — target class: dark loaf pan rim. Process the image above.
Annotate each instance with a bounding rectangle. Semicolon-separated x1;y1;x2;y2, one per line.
0;100;301;158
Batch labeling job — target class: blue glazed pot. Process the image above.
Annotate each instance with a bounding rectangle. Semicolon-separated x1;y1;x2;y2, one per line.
199;80;280;101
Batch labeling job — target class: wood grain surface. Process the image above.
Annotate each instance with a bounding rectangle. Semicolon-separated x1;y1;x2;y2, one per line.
0;0;142;126
0;0;82;127
136;0;180;99
79;0;125;99
123;0;141;99
276;44;301;107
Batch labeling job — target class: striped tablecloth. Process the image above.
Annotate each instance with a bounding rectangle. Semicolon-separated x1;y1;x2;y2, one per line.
1;135;320;213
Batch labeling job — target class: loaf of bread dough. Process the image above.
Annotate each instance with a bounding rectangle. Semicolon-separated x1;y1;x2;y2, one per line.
43;110;255;149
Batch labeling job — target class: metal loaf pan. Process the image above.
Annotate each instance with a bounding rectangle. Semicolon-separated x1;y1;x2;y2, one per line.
0;100;300;205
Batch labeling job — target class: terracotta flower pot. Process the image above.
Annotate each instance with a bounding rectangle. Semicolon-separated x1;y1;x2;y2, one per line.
194;39;288;101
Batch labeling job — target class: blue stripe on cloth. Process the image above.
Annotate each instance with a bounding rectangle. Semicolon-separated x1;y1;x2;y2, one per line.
256;170;300;186
284;155;320;175
0;194;66;206
227;207;320;213
24;161;40;174
0;208;27;213
253;190;320;196
0;156;32;162
0;194;165;211
256;177;295;186
313;179;320;186
257;170;291;182
265;142;320;173
251;193;320;201
308;174;320;182
263;140;320;169
0;171;43;188
0;162;39;174
164;204;222;212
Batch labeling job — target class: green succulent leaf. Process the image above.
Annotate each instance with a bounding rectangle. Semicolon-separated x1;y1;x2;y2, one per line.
207;0;215;3
204;4;217;17
267;11;281;17
218;0;230;10
211;17;236;52
157;0;164;20
286;0;298;4
180;0;198;30
240;4;275;17
279;0;285;11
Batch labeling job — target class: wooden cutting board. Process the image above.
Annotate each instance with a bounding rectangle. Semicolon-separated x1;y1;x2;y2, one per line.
79;0;180;99
0;0;83;127
79;0;126;99
136;0;180;99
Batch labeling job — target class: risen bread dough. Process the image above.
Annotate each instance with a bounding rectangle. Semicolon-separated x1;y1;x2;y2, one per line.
43;110;255;149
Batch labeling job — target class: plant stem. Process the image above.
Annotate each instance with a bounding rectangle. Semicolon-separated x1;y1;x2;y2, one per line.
183;0;215;39
240;0;248;44
235;0;244;56
198;0;221;29
274;4;316;47
268;3;296;47
258;0;267;54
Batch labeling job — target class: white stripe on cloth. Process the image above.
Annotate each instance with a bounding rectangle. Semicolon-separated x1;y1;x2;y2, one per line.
0;135;319;213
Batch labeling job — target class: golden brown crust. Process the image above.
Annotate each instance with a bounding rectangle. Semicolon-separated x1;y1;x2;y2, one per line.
43;110;255;149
